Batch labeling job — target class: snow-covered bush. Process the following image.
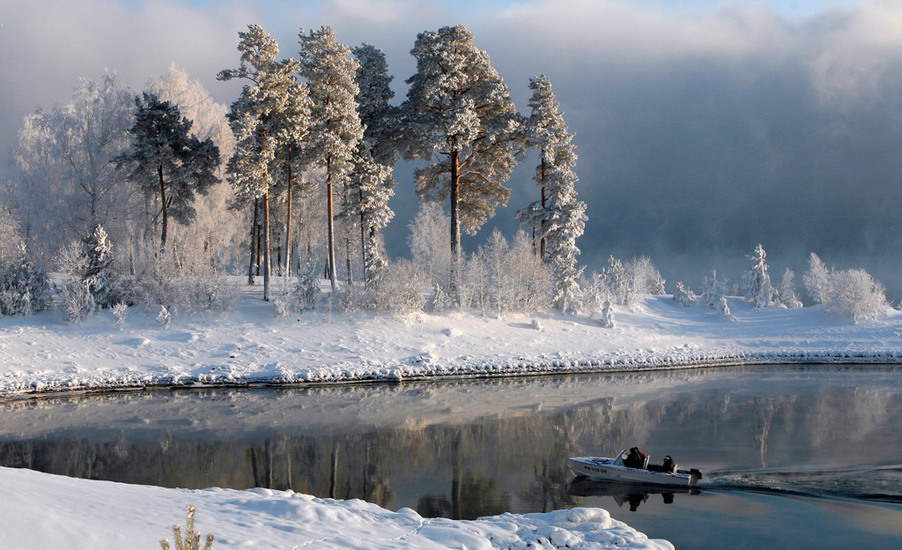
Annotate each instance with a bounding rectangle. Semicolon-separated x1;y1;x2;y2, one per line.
701;270;730;315
156;305;172;329
0;245;52;316
428;282;453;312
603;255;637;308
57;225;127;323
803;252;832;305
627;256;666;295
293;262;321;312
777;268;803;309
129;247;234;313
111;302;128;329
672;281;696;307
408;203;452;291
370;259;428;314
580;271;610;313
461;230;551;316
826;268;888;322
743;243;774;308
599;300;615;328
0;208;24;266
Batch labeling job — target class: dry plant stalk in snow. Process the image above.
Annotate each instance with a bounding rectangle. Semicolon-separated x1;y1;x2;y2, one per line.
160;504;214;550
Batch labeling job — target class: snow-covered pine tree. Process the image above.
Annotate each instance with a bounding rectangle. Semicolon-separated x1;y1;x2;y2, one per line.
219;24;301;301
603;255;635;307
517;75;587;314
702;269;730;315
117;92;220;252
351;43;397;291
672;281;696;307
401;25;523;305
778;268;803;308
0;245;52;316
347;143;394;291
802;252;832;305
743;243;774;308
298;26;364;294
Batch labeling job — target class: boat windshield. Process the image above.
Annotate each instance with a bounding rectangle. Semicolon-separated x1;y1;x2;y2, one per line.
613;449;629;466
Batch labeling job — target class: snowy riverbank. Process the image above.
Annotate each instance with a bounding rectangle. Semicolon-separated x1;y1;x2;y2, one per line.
2;283;901;398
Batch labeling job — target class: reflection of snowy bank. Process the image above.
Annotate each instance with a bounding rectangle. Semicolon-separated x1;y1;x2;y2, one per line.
0;467;672;550
1;290;901;398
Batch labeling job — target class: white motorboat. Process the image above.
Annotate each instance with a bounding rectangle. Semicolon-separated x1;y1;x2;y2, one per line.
568;449;703;487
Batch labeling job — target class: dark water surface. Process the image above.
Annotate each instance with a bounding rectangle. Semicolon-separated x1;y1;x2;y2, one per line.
2;365;901;548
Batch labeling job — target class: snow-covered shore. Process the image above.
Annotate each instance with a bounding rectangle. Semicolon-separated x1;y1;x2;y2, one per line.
4;284;902;549
2;283;901;398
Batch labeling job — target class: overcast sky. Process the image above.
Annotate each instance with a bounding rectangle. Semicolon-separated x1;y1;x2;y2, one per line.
3;0;902;295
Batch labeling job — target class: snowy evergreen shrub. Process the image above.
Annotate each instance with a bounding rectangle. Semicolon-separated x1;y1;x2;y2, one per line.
159;504;214;550
603;255;636;307
827;268;888;322
293;262;321;312
599;300;615;328
428;282;454;312
743;244;774;308
157;305;172;329
370;259;427;314
701;270;730;314
580;271;610;313
672;281;696;307
0;246;52;316
272;297;290;318
803;252;832;305
777;268;803;309
111;302;128;329
627;256;666;295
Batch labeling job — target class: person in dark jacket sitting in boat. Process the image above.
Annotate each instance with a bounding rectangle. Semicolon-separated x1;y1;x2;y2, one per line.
648;455;677;473
624;447;647;469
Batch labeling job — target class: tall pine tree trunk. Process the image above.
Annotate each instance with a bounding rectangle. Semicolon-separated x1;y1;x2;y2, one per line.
285;159;293;278
326;155;338;293
540;156;547;261
449;147;462;306
248;198;259;285
158;164;169;252
263;190;272;301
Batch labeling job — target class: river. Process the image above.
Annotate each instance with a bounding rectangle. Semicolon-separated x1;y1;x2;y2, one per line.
1;364;900;548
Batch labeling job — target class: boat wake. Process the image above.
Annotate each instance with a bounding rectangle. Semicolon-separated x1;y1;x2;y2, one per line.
701;464;902;504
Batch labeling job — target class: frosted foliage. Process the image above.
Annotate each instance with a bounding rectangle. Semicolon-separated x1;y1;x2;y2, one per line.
743;243;774;308
600;300;615;328
299;26;363;176
352;43;397;167
408;203;452;288
0;209;24;264
803;252;832;305
827;268;888;322
603;256;636;307
778;268;803;308
580;271;611;313
293;262;322;311
461;229;551;316
673;282;696;307
702;270;730;314
151;65;244;270
370;259;428;313
348;142;395;289
0;246;52;316
402;24;522;303
626;256;666;295
517;75;587;313
59;224;122;323
12;71;136;260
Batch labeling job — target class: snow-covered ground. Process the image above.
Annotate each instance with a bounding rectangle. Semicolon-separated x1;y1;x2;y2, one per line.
3;282;901;549
2;282;901;398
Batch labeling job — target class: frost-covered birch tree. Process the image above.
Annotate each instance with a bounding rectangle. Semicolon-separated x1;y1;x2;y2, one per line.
11;71;135;260
517;75;586;313
219;24;302;301
116;92;219;253
400;25;523;305
298;26;364;293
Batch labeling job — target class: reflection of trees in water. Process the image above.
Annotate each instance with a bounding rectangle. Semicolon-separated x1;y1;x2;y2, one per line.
2;377;901;519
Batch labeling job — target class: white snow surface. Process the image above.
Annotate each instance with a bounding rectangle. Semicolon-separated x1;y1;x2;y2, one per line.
3;281;902;549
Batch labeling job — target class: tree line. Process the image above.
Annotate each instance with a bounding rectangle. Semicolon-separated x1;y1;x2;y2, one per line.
4;23;587;315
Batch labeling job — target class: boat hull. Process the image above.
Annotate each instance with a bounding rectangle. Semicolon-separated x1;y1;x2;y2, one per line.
568;457;701;487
